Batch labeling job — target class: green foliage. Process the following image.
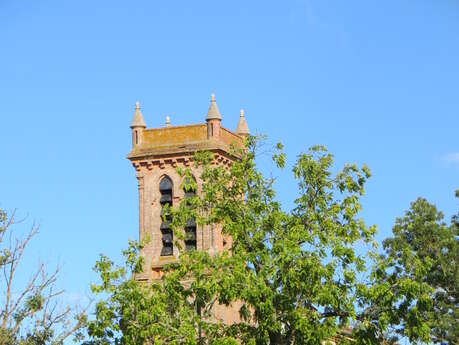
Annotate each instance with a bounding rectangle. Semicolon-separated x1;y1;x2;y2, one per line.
87;240;245;344
382;196;459;344
86;137;450;344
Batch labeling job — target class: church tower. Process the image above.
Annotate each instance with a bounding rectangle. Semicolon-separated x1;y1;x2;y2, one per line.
127;95;249;288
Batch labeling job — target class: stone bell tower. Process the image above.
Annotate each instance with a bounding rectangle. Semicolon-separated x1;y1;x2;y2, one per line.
127;94;249;287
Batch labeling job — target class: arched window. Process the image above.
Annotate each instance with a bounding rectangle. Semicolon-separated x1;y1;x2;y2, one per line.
159;176;173;256
184;177;197;251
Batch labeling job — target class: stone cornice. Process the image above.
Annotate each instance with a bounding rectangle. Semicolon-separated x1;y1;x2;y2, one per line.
130;150;233;173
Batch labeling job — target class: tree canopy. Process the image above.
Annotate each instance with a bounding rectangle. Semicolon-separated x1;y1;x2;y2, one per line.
382;196;458;344
85;137;456;345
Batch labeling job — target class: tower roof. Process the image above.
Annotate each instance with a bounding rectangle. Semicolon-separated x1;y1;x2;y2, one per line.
236;109;249;136
130;101;146;128
206;93;222;121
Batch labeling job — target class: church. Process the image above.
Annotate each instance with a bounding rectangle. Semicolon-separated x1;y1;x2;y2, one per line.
127;94;249;324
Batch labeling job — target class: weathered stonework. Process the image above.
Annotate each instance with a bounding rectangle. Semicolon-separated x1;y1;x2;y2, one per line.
127;95;248;324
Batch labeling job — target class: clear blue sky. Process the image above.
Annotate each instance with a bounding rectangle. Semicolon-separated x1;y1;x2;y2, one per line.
0;0;458;316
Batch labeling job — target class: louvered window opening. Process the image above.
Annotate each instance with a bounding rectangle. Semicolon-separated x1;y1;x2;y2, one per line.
184;180;197;251
159;177;173;256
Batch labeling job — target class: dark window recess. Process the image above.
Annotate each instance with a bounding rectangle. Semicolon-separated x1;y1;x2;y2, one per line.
185;226;197;251
184;191;195;199
160;177;173;192
185;218;196;227
160;193;172;203
162;230;173;242
184;180;197;251
160;221;171;230
160;176;173;256
161;231;173;256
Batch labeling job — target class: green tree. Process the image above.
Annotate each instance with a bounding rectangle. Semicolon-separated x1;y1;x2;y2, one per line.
382;194;459;344
0;209;87;345
86;137;434;345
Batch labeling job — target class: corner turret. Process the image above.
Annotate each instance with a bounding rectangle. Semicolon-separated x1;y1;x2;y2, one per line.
235;109;249;137
206;93;221;139
130;101;146;147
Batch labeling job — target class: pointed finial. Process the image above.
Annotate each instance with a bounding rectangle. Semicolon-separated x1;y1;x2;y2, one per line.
206;93;222;121
165;116;170;127
236;108;249;136
130;100;146;128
